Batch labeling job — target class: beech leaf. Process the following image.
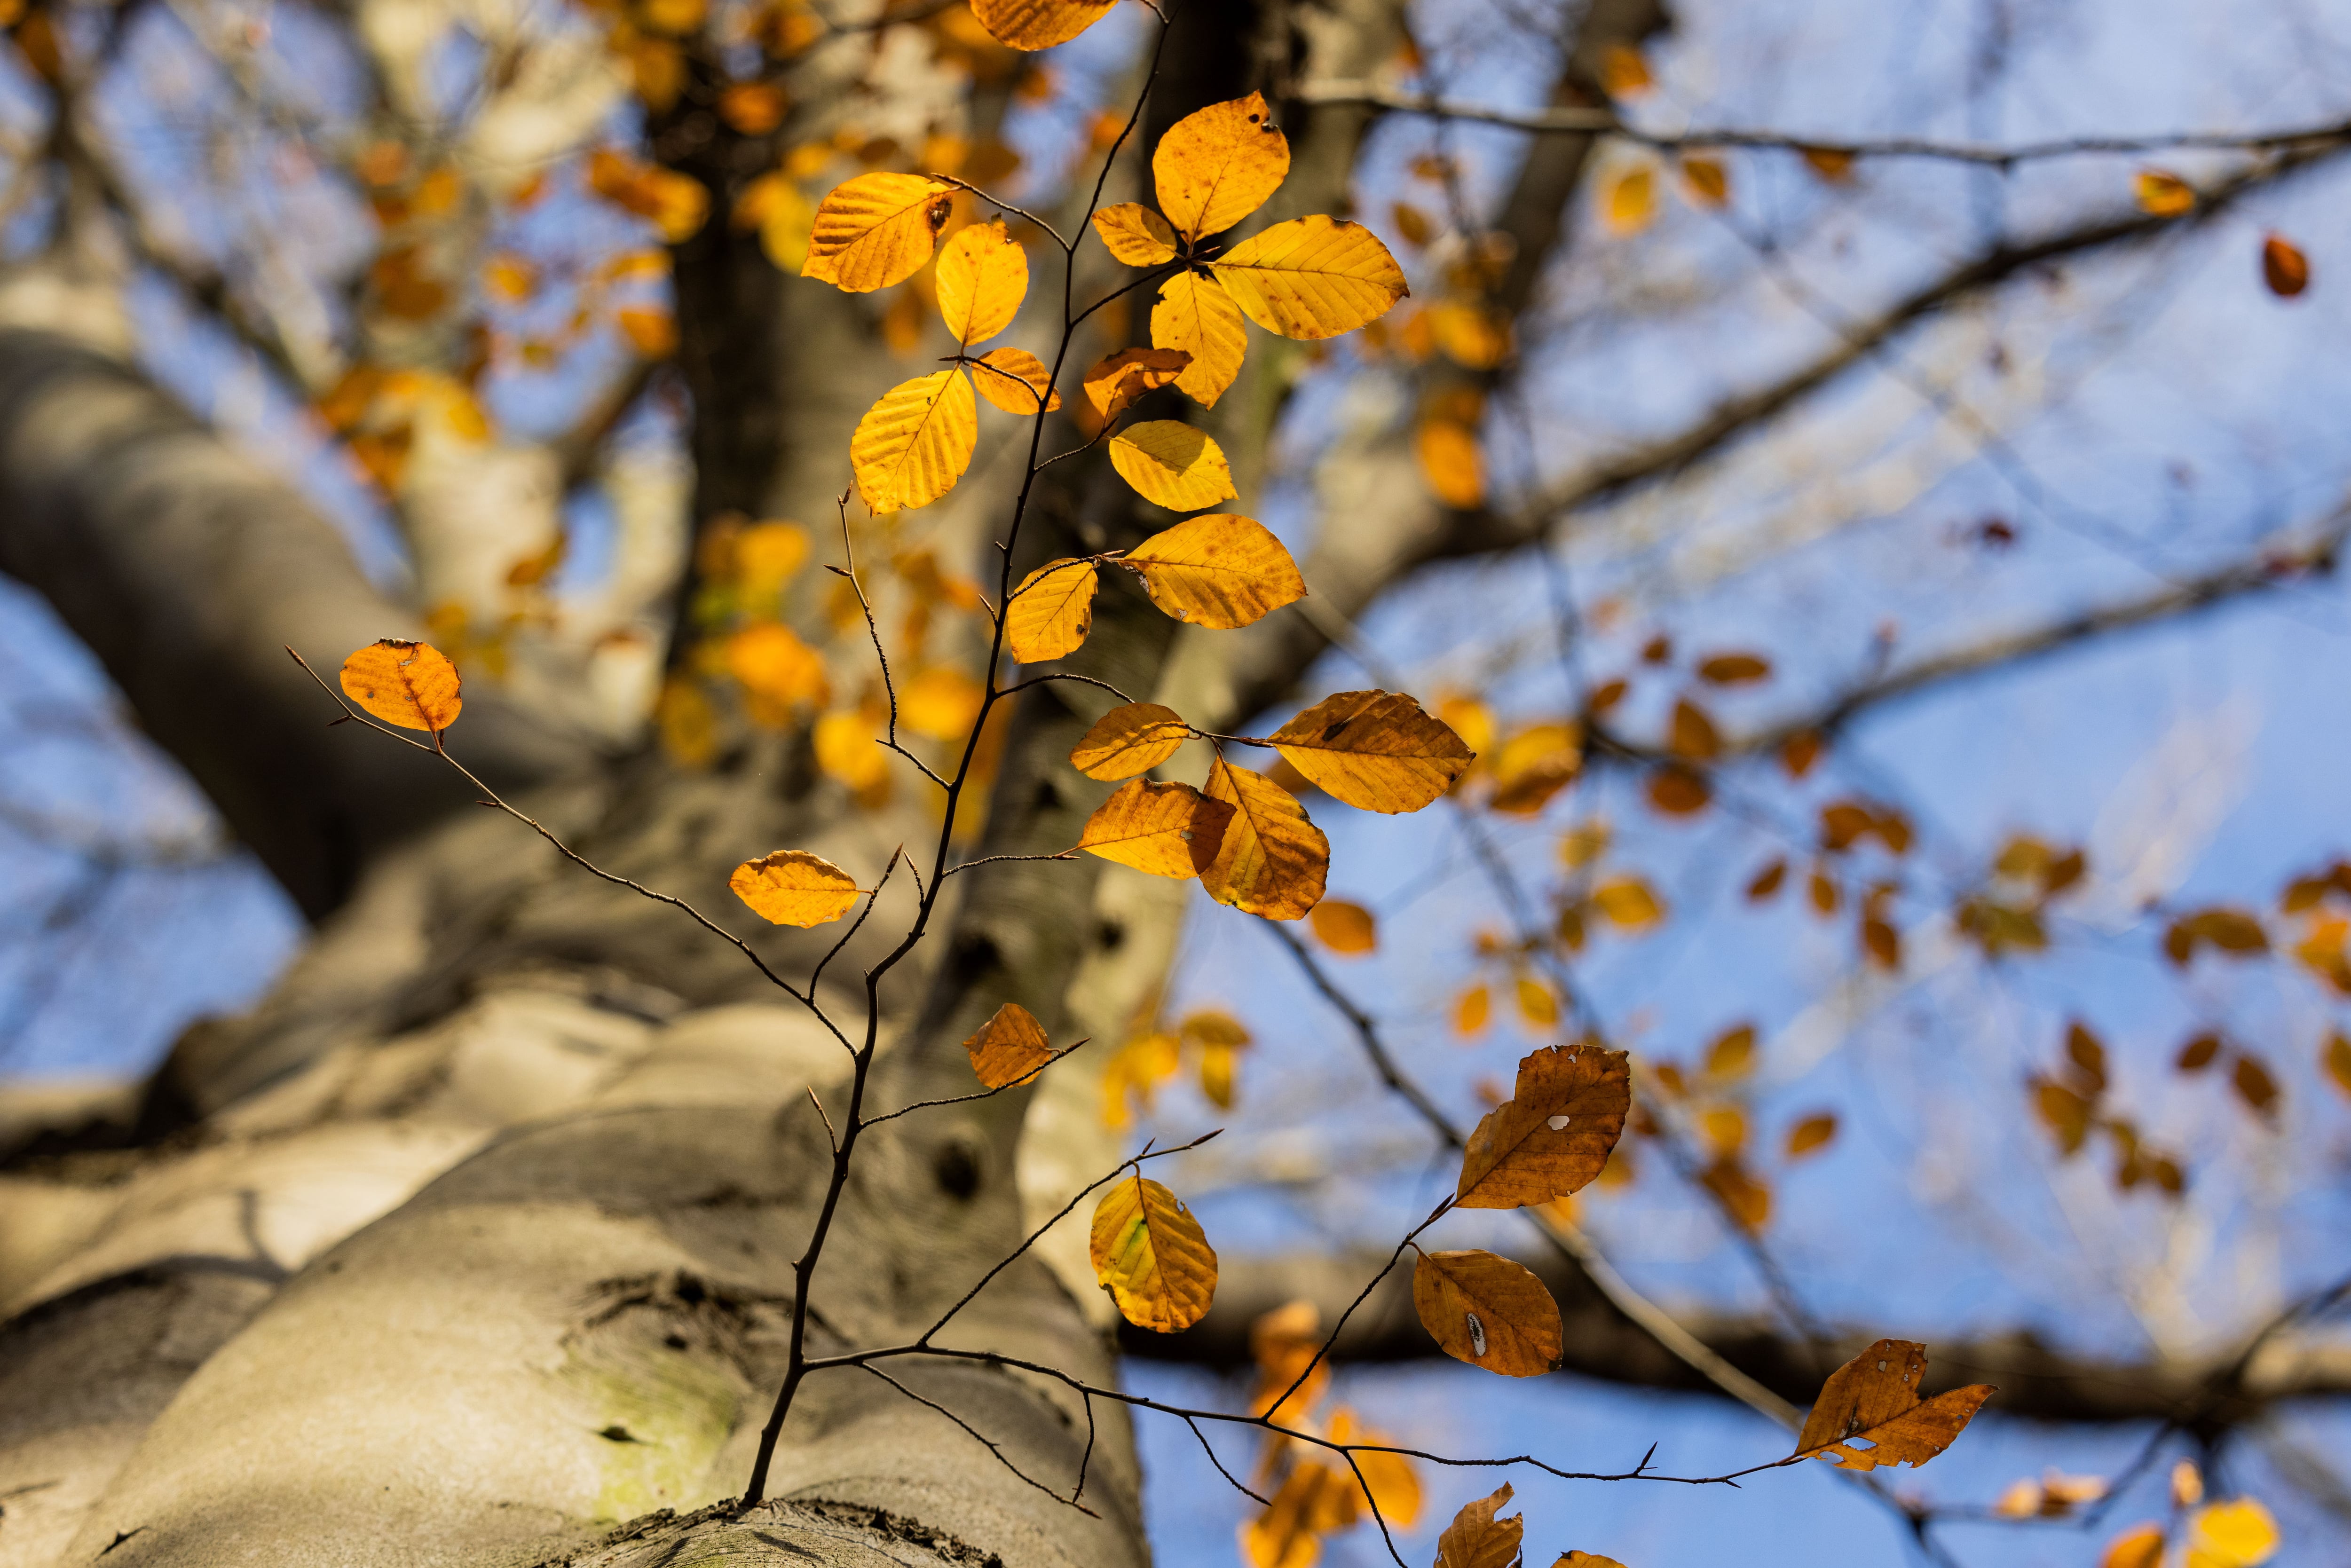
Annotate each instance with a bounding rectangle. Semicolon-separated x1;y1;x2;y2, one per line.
1093;202;1179;266
1070;702;1191;780
1152;91;1290;243
802;173;953;292
339;639;462;731
1435;1483;1522;1568
970;347;1061;413
730;849;860;927
1090;1174;1217;1331
850;370;977;512
1124;512;1305;628
934;220;1027;346
969;0;1113;49
1077;778;1235;879
1151;268;1249;406
1005;559;1098;663
964;1001;1055;1087
1268;690;1476;814
1412;1248;1561;1376
1308;897;1375;953
1211;215;1411;339
1084;347;1193;421
1793;1339;1995;1471
1201;755;1329;921
1108;421;1237;511
1455;1044;1632;1209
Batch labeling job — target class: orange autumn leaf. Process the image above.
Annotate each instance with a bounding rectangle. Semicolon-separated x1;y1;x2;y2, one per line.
802;172;954;292
1070;702;1191;780
964;1000;1055;1087
850;370;977;512
1793;1339;1995;1471
1241;1458;1357;1568
1201;756;1328;922
1005;558;1098;663
1412;1248;1561;1376
1108;420;1237;511
1123;512;1304;628
1600;164;1657;235
1077;779;1235;879
2134;168;2195;217
934;219;1028;346
339;639;462;731
729;849;860;927
1786;1113;1837;1159
2262;233;2310;298
1418;418;1485;507
2099;1525;2165;1568
969;0;1114;49
1456;1044;1633;1208
1269;691;1476;814
1152;90;1289;242
969;346;1062;413
1308;897;1376;953
1435;1483;1522;1568
1092;202;1179;265
1211;215;1411;339
1151;267;1250;406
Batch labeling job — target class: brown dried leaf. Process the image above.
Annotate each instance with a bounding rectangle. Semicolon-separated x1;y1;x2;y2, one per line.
963;1001;1056;1087
1794;1339;1994;1471
802;172;953;292
1435;1483;1521;1568
1456;1043;1632;1209
1412;1249;1561;1377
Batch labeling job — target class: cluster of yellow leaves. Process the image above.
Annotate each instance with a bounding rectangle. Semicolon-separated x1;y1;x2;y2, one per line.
2029;1021;2189;1195
1238;1302;1423;1568
2099;1464;2279;1568
316;366;491;490
1101;1007;1253;1124
588;149;710;244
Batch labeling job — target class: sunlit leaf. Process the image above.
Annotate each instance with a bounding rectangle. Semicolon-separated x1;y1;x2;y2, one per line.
339;639;462;731
2262;234;2310;298
1597;41;1651;96
969;0;1114;49
1212;215;1411;339
1591;876;1663;930
1417;418;1485;507
1124;512;1305;628
1242;1459;1357;1568
900;666;984;740
1435;1483;1521;1568
1456;1043;1633;1208
1793;1339;1994;1471
1092;202;1179;265
1702;1154;1771;1229
1071;702;1190;780
2175;1461;2206;1507
727;622;829;720
934;219;1028;346
970;347;1062;413
1329;1409;1421;1528
1698;652;1770;684
1152;268;1250;406
1428;301;1512;369
851;370;978;512
962;1001;1056;1087
1800;145;1856;182
1309;897;1376;953
730;849;860;927
1108;420;1237;511
2185;1498;2278;1568
1600;164;1657;235
1152;91;1290;242
802;172;954;291
1412;1249;1561;1376
1269;690;1476;814
2134;169;2195;217
1202;756;1329;921
1077;778;1235;879
1005;558;1098;663
1083;347;1193;420
1786;1113;1837;1159
1089;1174;1217;1331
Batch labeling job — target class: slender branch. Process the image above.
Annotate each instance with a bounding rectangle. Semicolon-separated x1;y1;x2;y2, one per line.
858;1362;1100;1515
857;1041;1092;1129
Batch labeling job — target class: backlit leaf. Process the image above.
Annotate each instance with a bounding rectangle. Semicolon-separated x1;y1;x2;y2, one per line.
1591;876;1663;930
2135;169;2195;218
1152;91;1290;242
1108;420;1237;511
1083;347;1192;420
2185;1498;2278;1568
1078;778;1235;879
727;622;829;720
851;370;977;512
1489;723;1580;814
1554;1556;1628;1568
1202;756;1328;921
1428;301;1511;369
1093;202;1179;265
1152;268;1249;406
1600;164;1657;235
970;346;1062;413
1089;1174;1217;1331
1793;1339;1994;1471
900;666;983;740
1212;215;1411;339
1786;1113;1837;1159
1329;1409;1421;1528
730;849;860;927
1071;702;1191;780
1435;1483;1521;1568
1124;512;1305;628
340;639;463;731
1456;1043;1633;1208
1454;985;1491;1036
1597;42;1651;96
935;219;1028;345
1309;897;1376;953
1417;418;1485;506
969;0;1114;49
1515;977;1558;1027
1005;559;1098;662
2262;234;2310;298
1269;690;1476;814
1412;1249;1561;1376
964;1000;1055;1087
1801;145;1856;182
802;172;954;291
1702;1155;1771;1229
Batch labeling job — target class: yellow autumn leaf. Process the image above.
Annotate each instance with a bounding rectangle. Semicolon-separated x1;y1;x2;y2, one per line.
1454;985;1491;1036
1554;1556;1629;1568
1108;420;1237;511
1514;976;1557;1027
1242;1458;1357;1568
1077;778;1235;879
1417;418;1484;507
1412;1249;1562;1376
1199;1041;1238;1109
1124;512;1305;628
851;369;977;512
1151;268;1250;406
1309;897;1375;953
802;172;954;292
1456;1044;1632;1208
2135;168;2196;218
964;1000;1055;1087
726;621;829;720
742;173;816;273
935;219;1028;346
1093;202;1180;265
1071;702;1191;780
616;307;677;356
1152;90;1290;242
970;346;1061;413
339;639;463;732
1436;1484;1521;1568
1201;755;1329;921
1793;1339;1996;1471
1268;690;1476;814
1428;301;1511;369
1090;1174;1218;1331
969;0;1114;51
1591;876;1662;930
1083;347;1193;420
1005;558;1098;663
1212;215;1411;339
483;253;537;302
1328;1409;1421;1528
729;849;860;927
1601;164;1657;236
815;704;892;805
899;665;983;740
2185;1499;2278;1568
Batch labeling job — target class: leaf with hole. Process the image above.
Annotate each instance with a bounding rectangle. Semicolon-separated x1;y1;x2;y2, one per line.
1151;268;1249;406
1211;215;1410;339
1456;1043;1632;1209
1152;91;1289;242
969;347;1061;413
1793;1339;1994;1471
1413;1248;1560;1376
